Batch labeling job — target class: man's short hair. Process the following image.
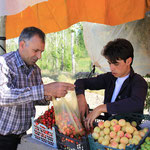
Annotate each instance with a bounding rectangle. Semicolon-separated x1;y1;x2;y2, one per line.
19;27;45;44
102;38;134;65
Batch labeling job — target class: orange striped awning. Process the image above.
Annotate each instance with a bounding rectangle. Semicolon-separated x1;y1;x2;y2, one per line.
6;0;150;39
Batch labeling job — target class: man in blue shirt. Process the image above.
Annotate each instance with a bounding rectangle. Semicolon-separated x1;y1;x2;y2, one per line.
0;27;74;150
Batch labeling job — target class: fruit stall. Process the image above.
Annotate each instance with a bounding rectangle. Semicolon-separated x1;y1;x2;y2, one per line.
17;92;150;150
17;110;150;150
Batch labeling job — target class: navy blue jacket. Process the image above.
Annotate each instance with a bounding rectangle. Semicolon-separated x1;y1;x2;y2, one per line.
75;68;148;119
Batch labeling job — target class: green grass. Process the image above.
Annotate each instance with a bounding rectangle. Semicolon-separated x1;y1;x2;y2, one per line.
76;57;92;72
41;56;105;96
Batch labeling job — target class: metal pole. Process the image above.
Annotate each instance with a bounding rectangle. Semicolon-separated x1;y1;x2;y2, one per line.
0;16;6;55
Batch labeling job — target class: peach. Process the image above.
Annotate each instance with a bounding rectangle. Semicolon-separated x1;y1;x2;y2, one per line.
104;135;111;141
113;136;120;143
133;127;137;131
118;119;126;126
126;122;131;126
101;139;109;146
143;128;149;133
110;119;118;126
113;124;121;132
118;143;126;149
110;125;114;131
94;126;100;133
120;137;129;145
117;130;124;138
99;131;105;137
126;126;134;134
92;132;99;140
121;126;126;132
98;121;104;129
131;138;139;145
104;127;110;135
128;139;133;144
110;131;116;138
125;133;132;139
133;130;139;135
110;141;118;148
98;136;104;144
139;130;145;137
133;135;142;141
104;120;111;128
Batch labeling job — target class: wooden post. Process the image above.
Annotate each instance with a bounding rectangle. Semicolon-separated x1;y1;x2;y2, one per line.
0;16;6;55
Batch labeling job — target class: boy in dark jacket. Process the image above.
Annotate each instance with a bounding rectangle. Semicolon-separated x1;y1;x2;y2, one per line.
75;38;148;129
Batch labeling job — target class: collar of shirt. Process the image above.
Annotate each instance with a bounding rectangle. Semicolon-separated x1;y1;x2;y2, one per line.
15;50;36;75
111;67;135;82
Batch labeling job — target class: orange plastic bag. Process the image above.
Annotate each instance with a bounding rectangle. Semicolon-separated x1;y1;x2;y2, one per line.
53;91;85;138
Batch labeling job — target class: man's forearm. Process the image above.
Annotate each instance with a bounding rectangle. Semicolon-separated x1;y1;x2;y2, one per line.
97;104;107;113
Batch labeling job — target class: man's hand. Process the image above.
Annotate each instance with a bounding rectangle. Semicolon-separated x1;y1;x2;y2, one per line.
84;104;107;130
44;95;52;101
77;94;89;122
44;82;75;98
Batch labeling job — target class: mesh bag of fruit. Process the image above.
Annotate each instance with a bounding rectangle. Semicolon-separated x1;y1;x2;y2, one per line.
52;91;85;138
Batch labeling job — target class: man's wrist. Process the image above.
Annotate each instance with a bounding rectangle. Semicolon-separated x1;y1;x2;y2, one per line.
98;104;107;113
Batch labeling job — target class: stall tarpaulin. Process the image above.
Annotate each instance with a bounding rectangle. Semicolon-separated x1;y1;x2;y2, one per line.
5;0;150;39
83;13;150;76
0;0;48;16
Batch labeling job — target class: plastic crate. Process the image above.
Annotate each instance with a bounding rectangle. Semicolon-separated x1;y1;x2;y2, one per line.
31;117;57;148
55;126;90;150
88;113;150;150
88;130;150;150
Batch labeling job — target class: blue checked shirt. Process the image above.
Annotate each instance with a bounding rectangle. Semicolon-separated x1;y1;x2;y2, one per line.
0;50;49;135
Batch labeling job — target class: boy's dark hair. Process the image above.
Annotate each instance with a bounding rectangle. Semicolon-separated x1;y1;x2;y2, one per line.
19;26;45;44
102;38;134;65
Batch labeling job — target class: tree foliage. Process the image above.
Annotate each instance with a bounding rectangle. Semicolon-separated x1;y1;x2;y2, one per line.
6;23;91;73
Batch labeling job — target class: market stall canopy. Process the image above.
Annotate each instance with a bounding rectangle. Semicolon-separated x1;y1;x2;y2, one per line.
0;0;47;16
5;0;150;39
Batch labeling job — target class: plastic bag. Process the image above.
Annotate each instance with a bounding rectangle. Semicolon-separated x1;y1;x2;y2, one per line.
53;91;85;138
